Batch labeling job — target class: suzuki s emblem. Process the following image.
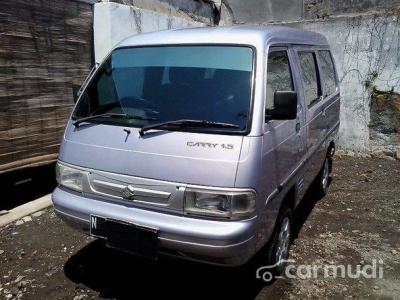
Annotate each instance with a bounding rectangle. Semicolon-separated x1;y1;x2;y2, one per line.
122;185;135;200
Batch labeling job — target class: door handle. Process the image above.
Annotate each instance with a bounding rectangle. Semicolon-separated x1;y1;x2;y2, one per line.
296;122;301;133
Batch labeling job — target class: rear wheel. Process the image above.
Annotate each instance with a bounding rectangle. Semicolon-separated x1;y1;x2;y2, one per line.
313;156;331;197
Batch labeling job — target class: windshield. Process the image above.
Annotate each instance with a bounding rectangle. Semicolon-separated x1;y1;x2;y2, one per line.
73;46;254;133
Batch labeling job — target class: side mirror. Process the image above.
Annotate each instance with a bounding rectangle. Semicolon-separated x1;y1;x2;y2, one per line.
72;84;81;103
266;91;297;121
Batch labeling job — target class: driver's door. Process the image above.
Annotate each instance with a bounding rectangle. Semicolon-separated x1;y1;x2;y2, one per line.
262;47;306;195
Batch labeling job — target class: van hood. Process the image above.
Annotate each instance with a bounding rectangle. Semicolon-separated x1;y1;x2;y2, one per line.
59;122;244;187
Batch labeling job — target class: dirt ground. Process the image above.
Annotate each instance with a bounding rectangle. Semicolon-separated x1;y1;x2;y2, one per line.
0;157;399;300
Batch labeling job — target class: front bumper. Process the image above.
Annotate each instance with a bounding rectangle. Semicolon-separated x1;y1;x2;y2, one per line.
52;187;257;266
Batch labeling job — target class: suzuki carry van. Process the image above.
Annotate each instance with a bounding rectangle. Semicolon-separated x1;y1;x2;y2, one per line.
52;26;340;272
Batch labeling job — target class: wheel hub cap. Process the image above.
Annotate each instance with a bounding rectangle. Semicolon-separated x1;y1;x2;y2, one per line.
322;160;329;190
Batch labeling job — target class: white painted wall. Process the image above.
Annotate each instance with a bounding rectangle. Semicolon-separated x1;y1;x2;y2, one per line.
93;2;205;64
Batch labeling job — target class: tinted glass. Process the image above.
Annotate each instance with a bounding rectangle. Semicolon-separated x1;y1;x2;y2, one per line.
318;50;337;97
298;52;321;107
74;46;254;133
266;50;294;109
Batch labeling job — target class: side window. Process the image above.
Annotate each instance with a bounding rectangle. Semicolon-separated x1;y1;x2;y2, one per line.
298;52;321;107
266;50;294;111
318;50;337;97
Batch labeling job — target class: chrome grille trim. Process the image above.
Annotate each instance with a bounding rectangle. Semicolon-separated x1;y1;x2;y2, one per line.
92;179;171;198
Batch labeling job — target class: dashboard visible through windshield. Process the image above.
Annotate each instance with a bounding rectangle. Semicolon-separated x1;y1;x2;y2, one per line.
73;45;254;134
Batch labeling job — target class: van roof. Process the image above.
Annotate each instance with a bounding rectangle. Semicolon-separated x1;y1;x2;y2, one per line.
118;25;329;48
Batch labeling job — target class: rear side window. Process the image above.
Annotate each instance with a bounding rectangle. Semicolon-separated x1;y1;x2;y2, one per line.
318;50;337;97
266;50;294;109
298;52;321;107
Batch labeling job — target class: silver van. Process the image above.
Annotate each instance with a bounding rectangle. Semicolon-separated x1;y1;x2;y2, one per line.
52;26;340;272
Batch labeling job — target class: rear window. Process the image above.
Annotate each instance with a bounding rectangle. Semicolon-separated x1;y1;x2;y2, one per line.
318;50;337;97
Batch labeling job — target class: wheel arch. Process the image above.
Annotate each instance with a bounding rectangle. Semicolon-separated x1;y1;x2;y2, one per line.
327;141;335;172
280;184;296;212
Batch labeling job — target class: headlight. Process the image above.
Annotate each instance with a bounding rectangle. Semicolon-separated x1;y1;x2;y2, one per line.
184;188;256;220
56;162;86;192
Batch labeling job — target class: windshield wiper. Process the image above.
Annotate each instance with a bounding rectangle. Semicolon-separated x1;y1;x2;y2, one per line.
139;119;240;136
73;113;156;128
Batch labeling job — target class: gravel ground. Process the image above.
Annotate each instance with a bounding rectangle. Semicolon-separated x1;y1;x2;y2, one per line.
0;157;399;299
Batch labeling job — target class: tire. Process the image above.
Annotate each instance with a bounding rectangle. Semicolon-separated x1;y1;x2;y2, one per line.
265;206;293;276
313;156;331;198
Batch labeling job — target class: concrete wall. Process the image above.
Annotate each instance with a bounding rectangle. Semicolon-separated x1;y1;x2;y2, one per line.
223;0;303;23
303;0;400;20
157;0;219;22
109;0;219;23
291;13;400;153
222;0;400;23
93;1;206;64
220;1;400;154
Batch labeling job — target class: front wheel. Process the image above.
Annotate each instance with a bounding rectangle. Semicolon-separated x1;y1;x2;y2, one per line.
265;206;293;275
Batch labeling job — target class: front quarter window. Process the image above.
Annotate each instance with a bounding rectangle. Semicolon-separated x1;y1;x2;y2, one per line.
265;50;294;111
73;46;254;134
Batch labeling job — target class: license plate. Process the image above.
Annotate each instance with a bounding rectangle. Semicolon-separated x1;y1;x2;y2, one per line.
90;215;158;259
